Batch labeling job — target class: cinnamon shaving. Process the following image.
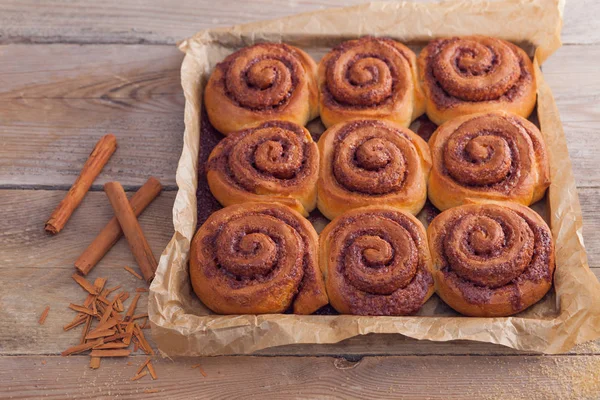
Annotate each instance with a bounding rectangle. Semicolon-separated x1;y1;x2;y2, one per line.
38;306;50;325
144;389;159;394
124;266;143;280
71;273;100;295
85;328;116;340
89;349;131;357
80;315;92;345
192;364;208;377
147;361;157;380
131;371;148;381
136;357;151;375
68;304;97;316
62;339;104;356
90;357;101;369
94;342;129;350
125;293;141;321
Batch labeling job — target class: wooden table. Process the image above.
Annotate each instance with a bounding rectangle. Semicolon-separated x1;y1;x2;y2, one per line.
1;1;599;398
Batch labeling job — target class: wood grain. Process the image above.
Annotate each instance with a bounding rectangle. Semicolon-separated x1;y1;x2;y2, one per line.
1;355;599;399
0;0;595;45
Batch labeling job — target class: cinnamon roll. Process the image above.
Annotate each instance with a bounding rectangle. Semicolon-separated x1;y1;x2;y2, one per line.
317;119;431;220
418;36;537;125
319;206;434;315
427;201;555;317
190;202;328;315
318;37;425;128
207;121;319;216
204;43;319;135
428;111;550;211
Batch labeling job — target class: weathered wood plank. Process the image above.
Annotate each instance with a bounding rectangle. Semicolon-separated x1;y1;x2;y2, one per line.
1;188;598;356
0;0;594;45
0;98;183;188
0;190;175;270
0;267;153;356
1;355;599;399
0;44;598;188
0;45;184;188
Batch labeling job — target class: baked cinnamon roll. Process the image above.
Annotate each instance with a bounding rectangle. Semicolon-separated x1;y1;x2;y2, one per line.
418;36;536;125
317;119;431;220
427;201;555;317
428;111;550;211
190;202;328;315
207;121;319;216
318;37;425;128
320;206;434;315
204;43;319;135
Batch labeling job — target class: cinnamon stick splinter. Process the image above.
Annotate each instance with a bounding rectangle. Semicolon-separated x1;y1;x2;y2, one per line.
45;134;117;235
75;177;162;275
104;182;158;283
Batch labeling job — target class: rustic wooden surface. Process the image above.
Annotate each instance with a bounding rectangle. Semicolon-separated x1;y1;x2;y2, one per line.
1;0;599;398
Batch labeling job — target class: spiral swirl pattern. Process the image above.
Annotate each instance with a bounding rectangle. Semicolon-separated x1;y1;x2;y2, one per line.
207;121;319;216
190;203;328;315
318;37;424;128
204;43;318;134
418;36;536;124
428;111;550;211
428;202;554;317
320;207;434;315
318;119;431;219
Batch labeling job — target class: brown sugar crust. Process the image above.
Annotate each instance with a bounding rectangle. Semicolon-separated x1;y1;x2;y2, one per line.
204;43;319;134
317;119;431;220
418;36;536;125
428;111;550;211
427;201;555;317
207;121;319;216
190;202;328;315
318;37;425;128
319;206;434;315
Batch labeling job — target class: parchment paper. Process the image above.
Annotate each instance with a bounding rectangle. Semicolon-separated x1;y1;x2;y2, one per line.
148;0;600;355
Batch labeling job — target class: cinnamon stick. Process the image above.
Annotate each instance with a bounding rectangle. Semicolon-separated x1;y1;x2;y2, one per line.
45;134;117;234
75;177;162;275
103;182;158;283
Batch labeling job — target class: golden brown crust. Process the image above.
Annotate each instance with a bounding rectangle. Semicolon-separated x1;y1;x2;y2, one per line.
317;119;431;220
418;36;537;125
190;202;328;315
428;111;550;211
206;121;319;216
319;206;434;315
204;43;319;135
318;37;425;128
427;201;555;317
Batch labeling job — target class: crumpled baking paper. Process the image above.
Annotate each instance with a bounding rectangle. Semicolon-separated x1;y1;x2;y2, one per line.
149;0;600;355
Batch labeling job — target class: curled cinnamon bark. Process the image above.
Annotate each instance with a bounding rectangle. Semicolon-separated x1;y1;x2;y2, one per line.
204;43;319;135
428;111;550;211
320;206;434;315
418;36;536;125
427;201;555;317
207;121;319;216
190;202;328;315
317;119;431;220
318;37;425;128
